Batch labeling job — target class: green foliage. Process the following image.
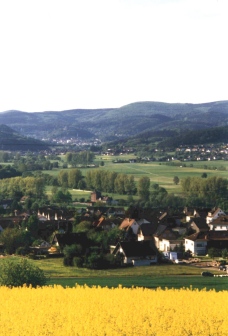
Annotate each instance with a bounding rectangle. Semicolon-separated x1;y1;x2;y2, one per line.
66;151;94;166
221;248;228;259
52;189;72;204
208;247;219;259
0;176;45;199
68;169;83;188
73;221;92;233
26;214;39;237
0;228;32;255
0;165;21;179
181;176;228;205
0;258;47;287
86;169;136;195
173;176;180;185
138;176;150;201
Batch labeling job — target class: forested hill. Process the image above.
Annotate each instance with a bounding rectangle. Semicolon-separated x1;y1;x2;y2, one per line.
157;126;228;149
0;124;49;151
1;100;228;141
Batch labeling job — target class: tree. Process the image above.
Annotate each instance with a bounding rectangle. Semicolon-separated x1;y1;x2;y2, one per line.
26;214;39;238
138;176;150;201
0;228;32;254
58;170;68;188
201;173;207;178
52;190;72;204
0;258;47;287
173;176;180;185
208;247;218;260
68;169;83;188
63;244;83;266
222;248;228;259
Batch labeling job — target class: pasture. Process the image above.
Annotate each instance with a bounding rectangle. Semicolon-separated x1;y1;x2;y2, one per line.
43;156;228;199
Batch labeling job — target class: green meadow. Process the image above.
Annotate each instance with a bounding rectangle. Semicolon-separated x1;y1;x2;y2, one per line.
44;156;228;199
1;257;227;291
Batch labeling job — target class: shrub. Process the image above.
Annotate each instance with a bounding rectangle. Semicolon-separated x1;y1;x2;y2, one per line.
73;256;84;267
63;256;73;266
16;246;29;256
0;258;48;287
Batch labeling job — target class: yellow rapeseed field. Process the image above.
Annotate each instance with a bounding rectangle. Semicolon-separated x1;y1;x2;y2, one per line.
0;285;228;336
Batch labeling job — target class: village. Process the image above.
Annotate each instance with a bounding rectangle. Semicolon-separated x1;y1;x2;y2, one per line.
1;188;228;272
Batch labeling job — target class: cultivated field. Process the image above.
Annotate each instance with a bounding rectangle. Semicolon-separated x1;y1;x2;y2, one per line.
43;156;228;199
1;285;228;335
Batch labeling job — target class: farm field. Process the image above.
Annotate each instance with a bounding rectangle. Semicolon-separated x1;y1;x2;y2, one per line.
1;285;228;335
48;275;228;291
43;157;228;199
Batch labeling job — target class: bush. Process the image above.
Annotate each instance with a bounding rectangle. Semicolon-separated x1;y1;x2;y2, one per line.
0;258;48;287
63;256;73;266
73;256;84;267
16;246;29;256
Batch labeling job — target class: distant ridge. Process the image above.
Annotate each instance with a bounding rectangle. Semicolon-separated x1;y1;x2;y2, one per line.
0;124;49;151
0;100;228;142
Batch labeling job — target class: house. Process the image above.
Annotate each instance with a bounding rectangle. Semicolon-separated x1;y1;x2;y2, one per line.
119;218;139;235
107;207;125;217
183;207;210;223
206;207;226;224
154;225;183;252
29;240;51;255
93;216;116;231
112;241;158;266
206;231;228;250
185;230;228;256
184;232;208;256
51;232;90;252
91;190;102;203
187;217;209;234
208;215;228;231
137;223;157;241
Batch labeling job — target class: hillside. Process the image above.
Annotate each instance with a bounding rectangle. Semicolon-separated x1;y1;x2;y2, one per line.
0;100;228;142
0;124;49;151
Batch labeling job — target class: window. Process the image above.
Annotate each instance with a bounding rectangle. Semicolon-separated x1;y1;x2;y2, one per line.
196;243;203;247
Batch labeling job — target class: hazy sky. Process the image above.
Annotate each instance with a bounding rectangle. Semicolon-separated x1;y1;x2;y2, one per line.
0;0;227;112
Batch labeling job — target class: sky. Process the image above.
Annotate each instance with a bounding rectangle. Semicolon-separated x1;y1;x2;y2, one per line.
0;0;227;112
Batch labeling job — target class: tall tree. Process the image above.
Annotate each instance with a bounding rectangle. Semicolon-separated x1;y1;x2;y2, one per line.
68;169;83;188
138;176;150;201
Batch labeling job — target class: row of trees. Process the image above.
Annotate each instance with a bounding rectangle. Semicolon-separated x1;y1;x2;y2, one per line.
181;176;228;204
86;170;136;195
65;151;94;166
57;169;85;189
13;154;59;172
0;176;46;199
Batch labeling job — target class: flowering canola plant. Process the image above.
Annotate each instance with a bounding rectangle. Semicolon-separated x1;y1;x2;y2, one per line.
0;285;228;336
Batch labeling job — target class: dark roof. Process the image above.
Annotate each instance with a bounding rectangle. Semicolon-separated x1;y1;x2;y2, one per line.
153;224;167;237
210;215;228;225
52;232;89;246
189;217;209;231
207;231;228;241
138;223;157;236
114;241;158;257
185;232;208;241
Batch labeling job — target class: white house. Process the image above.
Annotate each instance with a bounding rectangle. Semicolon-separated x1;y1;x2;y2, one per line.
206;208;226;224
184;232;208;256
208;215;228;231
112;241;158;266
